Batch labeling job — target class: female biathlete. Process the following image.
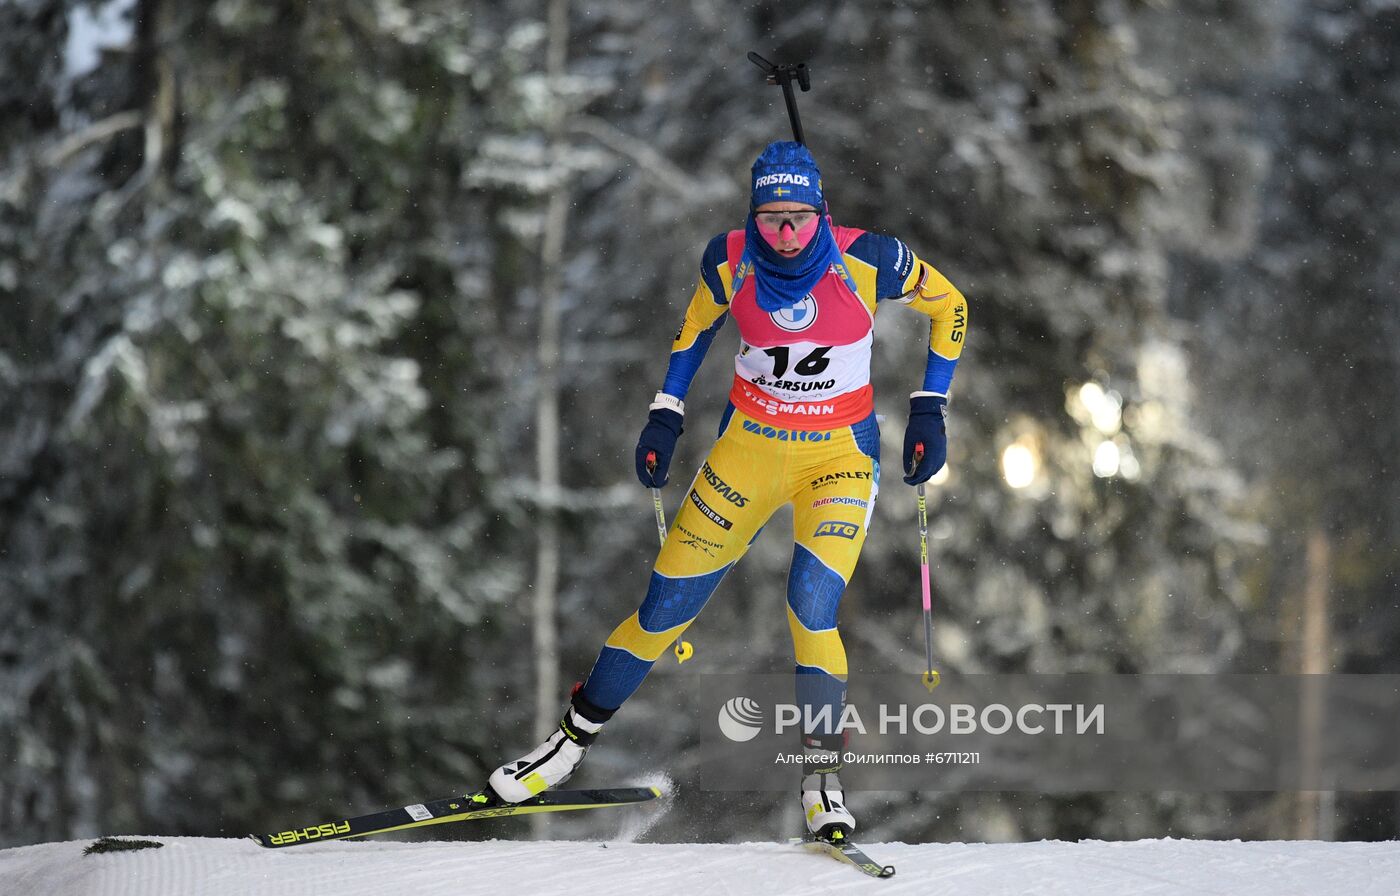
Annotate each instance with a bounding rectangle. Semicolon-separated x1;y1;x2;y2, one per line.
488;141;968;839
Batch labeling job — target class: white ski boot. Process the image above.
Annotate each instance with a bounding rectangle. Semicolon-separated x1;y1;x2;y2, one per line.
488;702;606;803
802;770;856;839
801;739;856;839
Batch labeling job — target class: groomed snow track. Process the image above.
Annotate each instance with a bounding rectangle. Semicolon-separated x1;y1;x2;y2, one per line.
2;836;1397;895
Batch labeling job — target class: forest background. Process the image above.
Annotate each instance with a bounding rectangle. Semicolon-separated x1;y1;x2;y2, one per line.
2;0;1397;848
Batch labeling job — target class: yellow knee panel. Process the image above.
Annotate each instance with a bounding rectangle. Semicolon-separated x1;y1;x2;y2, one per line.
604;612;691;662
786;606;849;677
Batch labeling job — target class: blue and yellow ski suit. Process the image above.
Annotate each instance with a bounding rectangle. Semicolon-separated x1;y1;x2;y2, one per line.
577;224;967;727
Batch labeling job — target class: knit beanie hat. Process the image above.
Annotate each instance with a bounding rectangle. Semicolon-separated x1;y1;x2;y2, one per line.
750;141;824;209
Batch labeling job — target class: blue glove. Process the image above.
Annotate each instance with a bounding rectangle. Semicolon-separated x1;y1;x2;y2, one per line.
902;395;947;485
635;408;684;487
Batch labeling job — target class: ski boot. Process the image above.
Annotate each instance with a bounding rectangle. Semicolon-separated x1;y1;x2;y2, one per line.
487;692;613;804
800;736;855;840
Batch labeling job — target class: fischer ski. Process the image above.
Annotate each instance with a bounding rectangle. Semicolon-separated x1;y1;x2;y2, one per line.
791;833;896;879
252;785;662;848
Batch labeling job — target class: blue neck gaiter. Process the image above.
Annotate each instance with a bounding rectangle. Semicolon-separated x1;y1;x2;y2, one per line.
744;214;844;312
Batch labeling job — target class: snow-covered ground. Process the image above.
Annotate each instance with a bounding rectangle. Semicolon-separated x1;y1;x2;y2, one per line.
2;836;1398;896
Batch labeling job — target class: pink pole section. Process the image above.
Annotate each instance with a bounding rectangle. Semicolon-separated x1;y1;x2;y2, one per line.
921;560;932;611
915;467;939;689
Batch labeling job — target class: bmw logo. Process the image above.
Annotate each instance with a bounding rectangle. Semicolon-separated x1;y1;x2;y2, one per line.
770;296;818;332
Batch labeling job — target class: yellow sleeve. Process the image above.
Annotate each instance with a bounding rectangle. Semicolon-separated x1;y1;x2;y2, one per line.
660;242;732;398
895;256;968;364
670;275;729;355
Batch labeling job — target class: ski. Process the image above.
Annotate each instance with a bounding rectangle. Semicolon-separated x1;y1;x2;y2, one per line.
251;785;662;848
791;834;897;879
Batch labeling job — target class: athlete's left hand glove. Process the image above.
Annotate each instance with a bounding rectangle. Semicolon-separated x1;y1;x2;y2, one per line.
902;394;947;485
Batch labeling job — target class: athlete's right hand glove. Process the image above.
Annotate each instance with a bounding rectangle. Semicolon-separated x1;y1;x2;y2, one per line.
635;407;684;487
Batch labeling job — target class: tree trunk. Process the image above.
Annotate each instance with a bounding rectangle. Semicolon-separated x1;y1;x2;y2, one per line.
1295;526;1332;838
530;0;571;838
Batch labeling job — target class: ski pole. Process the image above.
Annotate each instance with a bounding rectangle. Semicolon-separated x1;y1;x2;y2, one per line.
913;443;940;691
645;451;694;664
747;52;812;145
646;453;668;545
